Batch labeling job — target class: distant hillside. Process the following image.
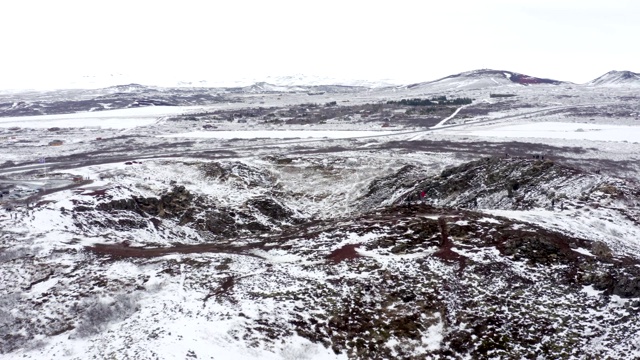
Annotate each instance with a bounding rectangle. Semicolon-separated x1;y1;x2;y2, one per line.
405;69;565;92
587;70;640;87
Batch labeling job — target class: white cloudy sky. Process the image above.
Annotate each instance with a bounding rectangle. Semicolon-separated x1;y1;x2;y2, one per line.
1;0;638;89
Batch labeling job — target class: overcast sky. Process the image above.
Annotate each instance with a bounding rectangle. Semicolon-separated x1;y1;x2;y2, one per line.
1;0;638;89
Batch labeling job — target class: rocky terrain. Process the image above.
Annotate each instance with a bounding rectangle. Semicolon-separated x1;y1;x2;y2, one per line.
1;69;640;359
2;153;640;359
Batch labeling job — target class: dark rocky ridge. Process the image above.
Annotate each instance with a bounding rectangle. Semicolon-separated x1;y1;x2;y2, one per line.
356;156;636;215
76;161;302;239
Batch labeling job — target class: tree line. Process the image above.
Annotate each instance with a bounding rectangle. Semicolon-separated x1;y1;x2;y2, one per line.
387;96;472;106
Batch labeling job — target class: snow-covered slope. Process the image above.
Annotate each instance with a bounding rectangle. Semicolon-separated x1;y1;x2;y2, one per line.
587;70;640;87
405;69;565;92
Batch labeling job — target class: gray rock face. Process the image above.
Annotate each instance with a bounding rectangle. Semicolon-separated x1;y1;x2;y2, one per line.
247;197;293;221
358;164;423;209
613;276;640;298
89;183;298;238
591;241;613;259
97;185;193;218
199;161;275;188
416;157;573;210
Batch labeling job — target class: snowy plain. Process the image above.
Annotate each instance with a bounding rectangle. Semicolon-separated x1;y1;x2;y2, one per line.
158;130;399;139
441;121;640;143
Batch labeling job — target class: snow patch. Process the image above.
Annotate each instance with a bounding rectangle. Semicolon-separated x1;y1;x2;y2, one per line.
581;285;604;298
573;247;595;257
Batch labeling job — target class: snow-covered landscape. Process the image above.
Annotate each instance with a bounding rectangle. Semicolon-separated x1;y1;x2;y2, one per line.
1;68;640;359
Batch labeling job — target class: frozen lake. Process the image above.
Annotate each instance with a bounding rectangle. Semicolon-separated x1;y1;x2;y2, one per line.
0;106;197;129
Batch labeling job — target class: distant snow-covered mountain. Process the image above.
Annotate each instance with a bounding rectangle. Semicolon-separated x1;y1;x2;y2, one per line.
62;74;400;90
7;68;640;93
587;70;640;87
239;82;307;93
261;74;398;88
102;83;152;93
169;75;398;89
404;69;566;92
